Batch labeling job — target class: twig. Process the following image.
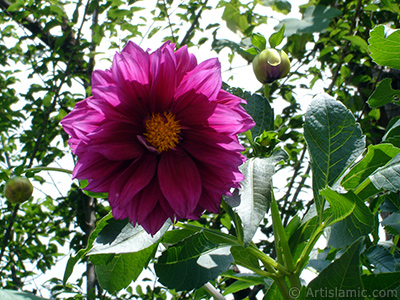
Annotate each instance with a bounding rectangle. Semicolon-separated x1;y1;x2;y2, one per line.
179;0;209;47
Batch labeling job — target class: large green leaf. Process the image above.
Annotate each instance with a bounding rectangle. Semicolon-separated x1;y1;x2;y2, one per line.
367;78;400;109
88;218;170;255
362;272;400;299
154;230;234;291
320;188;357;226
277;5;341;36
369;152;400;192
366;245;397;273
225;150;288;245
304;93;365;216
369;25;400;69
0;290;48;300
327;196;374;249
341;144;400;199
258;0;291;15
90;244;157;294
307;238;364;300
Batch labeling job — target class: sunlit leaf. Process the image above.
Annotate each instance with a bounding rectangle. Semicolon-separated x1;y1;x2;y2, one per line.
369;25;400;69
0;290;48;300
368;78;400;108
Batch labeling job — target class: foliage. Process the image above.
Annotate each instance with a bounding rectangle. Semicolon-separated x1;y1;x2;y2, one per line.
1;0;400;299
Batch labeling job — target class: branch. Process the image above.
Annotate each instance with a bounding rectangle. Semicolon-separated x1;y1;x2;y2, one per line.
179;0;209;47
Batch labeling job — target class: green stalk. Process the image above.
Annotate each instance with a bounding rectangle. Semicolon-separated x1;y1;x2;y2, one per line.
270;193;301;290
247;244;289;276
23;167;73;175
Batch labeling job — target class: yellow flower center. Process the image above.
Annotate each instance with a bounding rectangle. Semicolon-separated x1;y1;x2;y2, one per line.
144;112;181;153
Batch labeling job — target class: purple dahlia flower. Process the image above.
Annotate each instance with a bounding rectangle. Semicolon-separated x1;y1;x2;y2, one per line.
61;41;254;235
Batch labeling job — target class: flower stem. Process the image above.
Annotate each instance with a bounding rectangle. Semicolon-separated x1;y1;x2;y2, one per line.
22;167;73;175
270;193;301;290
203;282;226;300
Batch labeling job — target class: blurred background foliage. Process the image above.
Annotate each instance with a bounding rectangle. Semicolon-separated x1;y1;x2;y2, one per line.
0;0;399;299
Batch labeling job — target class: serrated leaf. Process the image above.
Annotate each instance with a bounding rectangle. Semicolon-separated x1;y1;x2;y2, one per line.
269;24;285;48
362;272;400;296
154;231;234;291
212;39;254;63
366;245;397;273
369;152;400;192
0;290;48;300
225;150;288;245
369;25;400;69
230;246;260;270
91;244;157;294
304;93;365;216
308;238;364;300
320;188;357;225
243;93;274;138
276;5;341;36
88;218;170;255
368;78;400;108
327;197;374;249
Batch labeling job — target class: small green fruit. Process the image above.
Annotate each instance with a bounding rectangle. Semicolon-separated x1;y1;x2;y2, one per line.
252;48;290;84
4;176;33;204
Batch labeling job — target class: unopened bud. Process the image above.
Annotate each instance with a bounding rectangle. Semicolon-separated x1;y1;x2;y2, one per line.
4;176;33;204
252;49;290;84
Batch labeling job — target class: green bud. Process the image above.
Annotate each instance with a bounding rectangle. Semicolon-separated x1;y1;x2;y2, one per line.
4;176;33;204
252;48;290;84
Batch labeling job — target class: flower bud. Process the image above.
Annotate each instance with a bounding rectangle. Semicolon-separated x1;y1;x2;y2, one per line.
4;176;33;204
252;48;290;84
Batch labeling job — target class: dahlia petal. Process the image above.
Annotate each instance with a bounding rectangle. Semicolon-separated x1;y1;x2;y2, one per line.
122;41;149;63
92;69;114;88
148;44;176;111
109;153;157;210
140;204;171;236
174;45;197;85
158;150;202;217
175;58;222;100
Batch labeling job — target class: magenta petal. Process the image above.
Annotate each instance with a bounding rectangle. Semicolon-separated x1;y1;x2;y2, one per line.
140;204;170;236
175;58;222;100
174;45;197;85
92;69;114;88
158;150;202;217
148;43;176;111
108;153;157;211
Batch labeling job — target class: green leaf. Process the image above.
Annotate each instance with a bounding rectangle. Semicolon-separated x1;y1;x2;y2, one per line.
381;213;400;235
304;93;365;216
307;238;364;300
369;152;400;192
222;270;271;296
368;78;400;108
80;179;108;198
343;35;369;54
277;5;341;36
362;272;400;298
269;24;285;48
224;86;274;138
383;117;400;148
88;218;170;255
369;25;400;69
366;245;397;273
154;230;234;291
341;144;400;199
212;39;255;63
251;33;266;51
225;150;288;245
230;246;260;270
320;188;357;225
327;197;374;249
91;244;157;294
221;3;249;35
0;290;48;300
258;0;291;15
